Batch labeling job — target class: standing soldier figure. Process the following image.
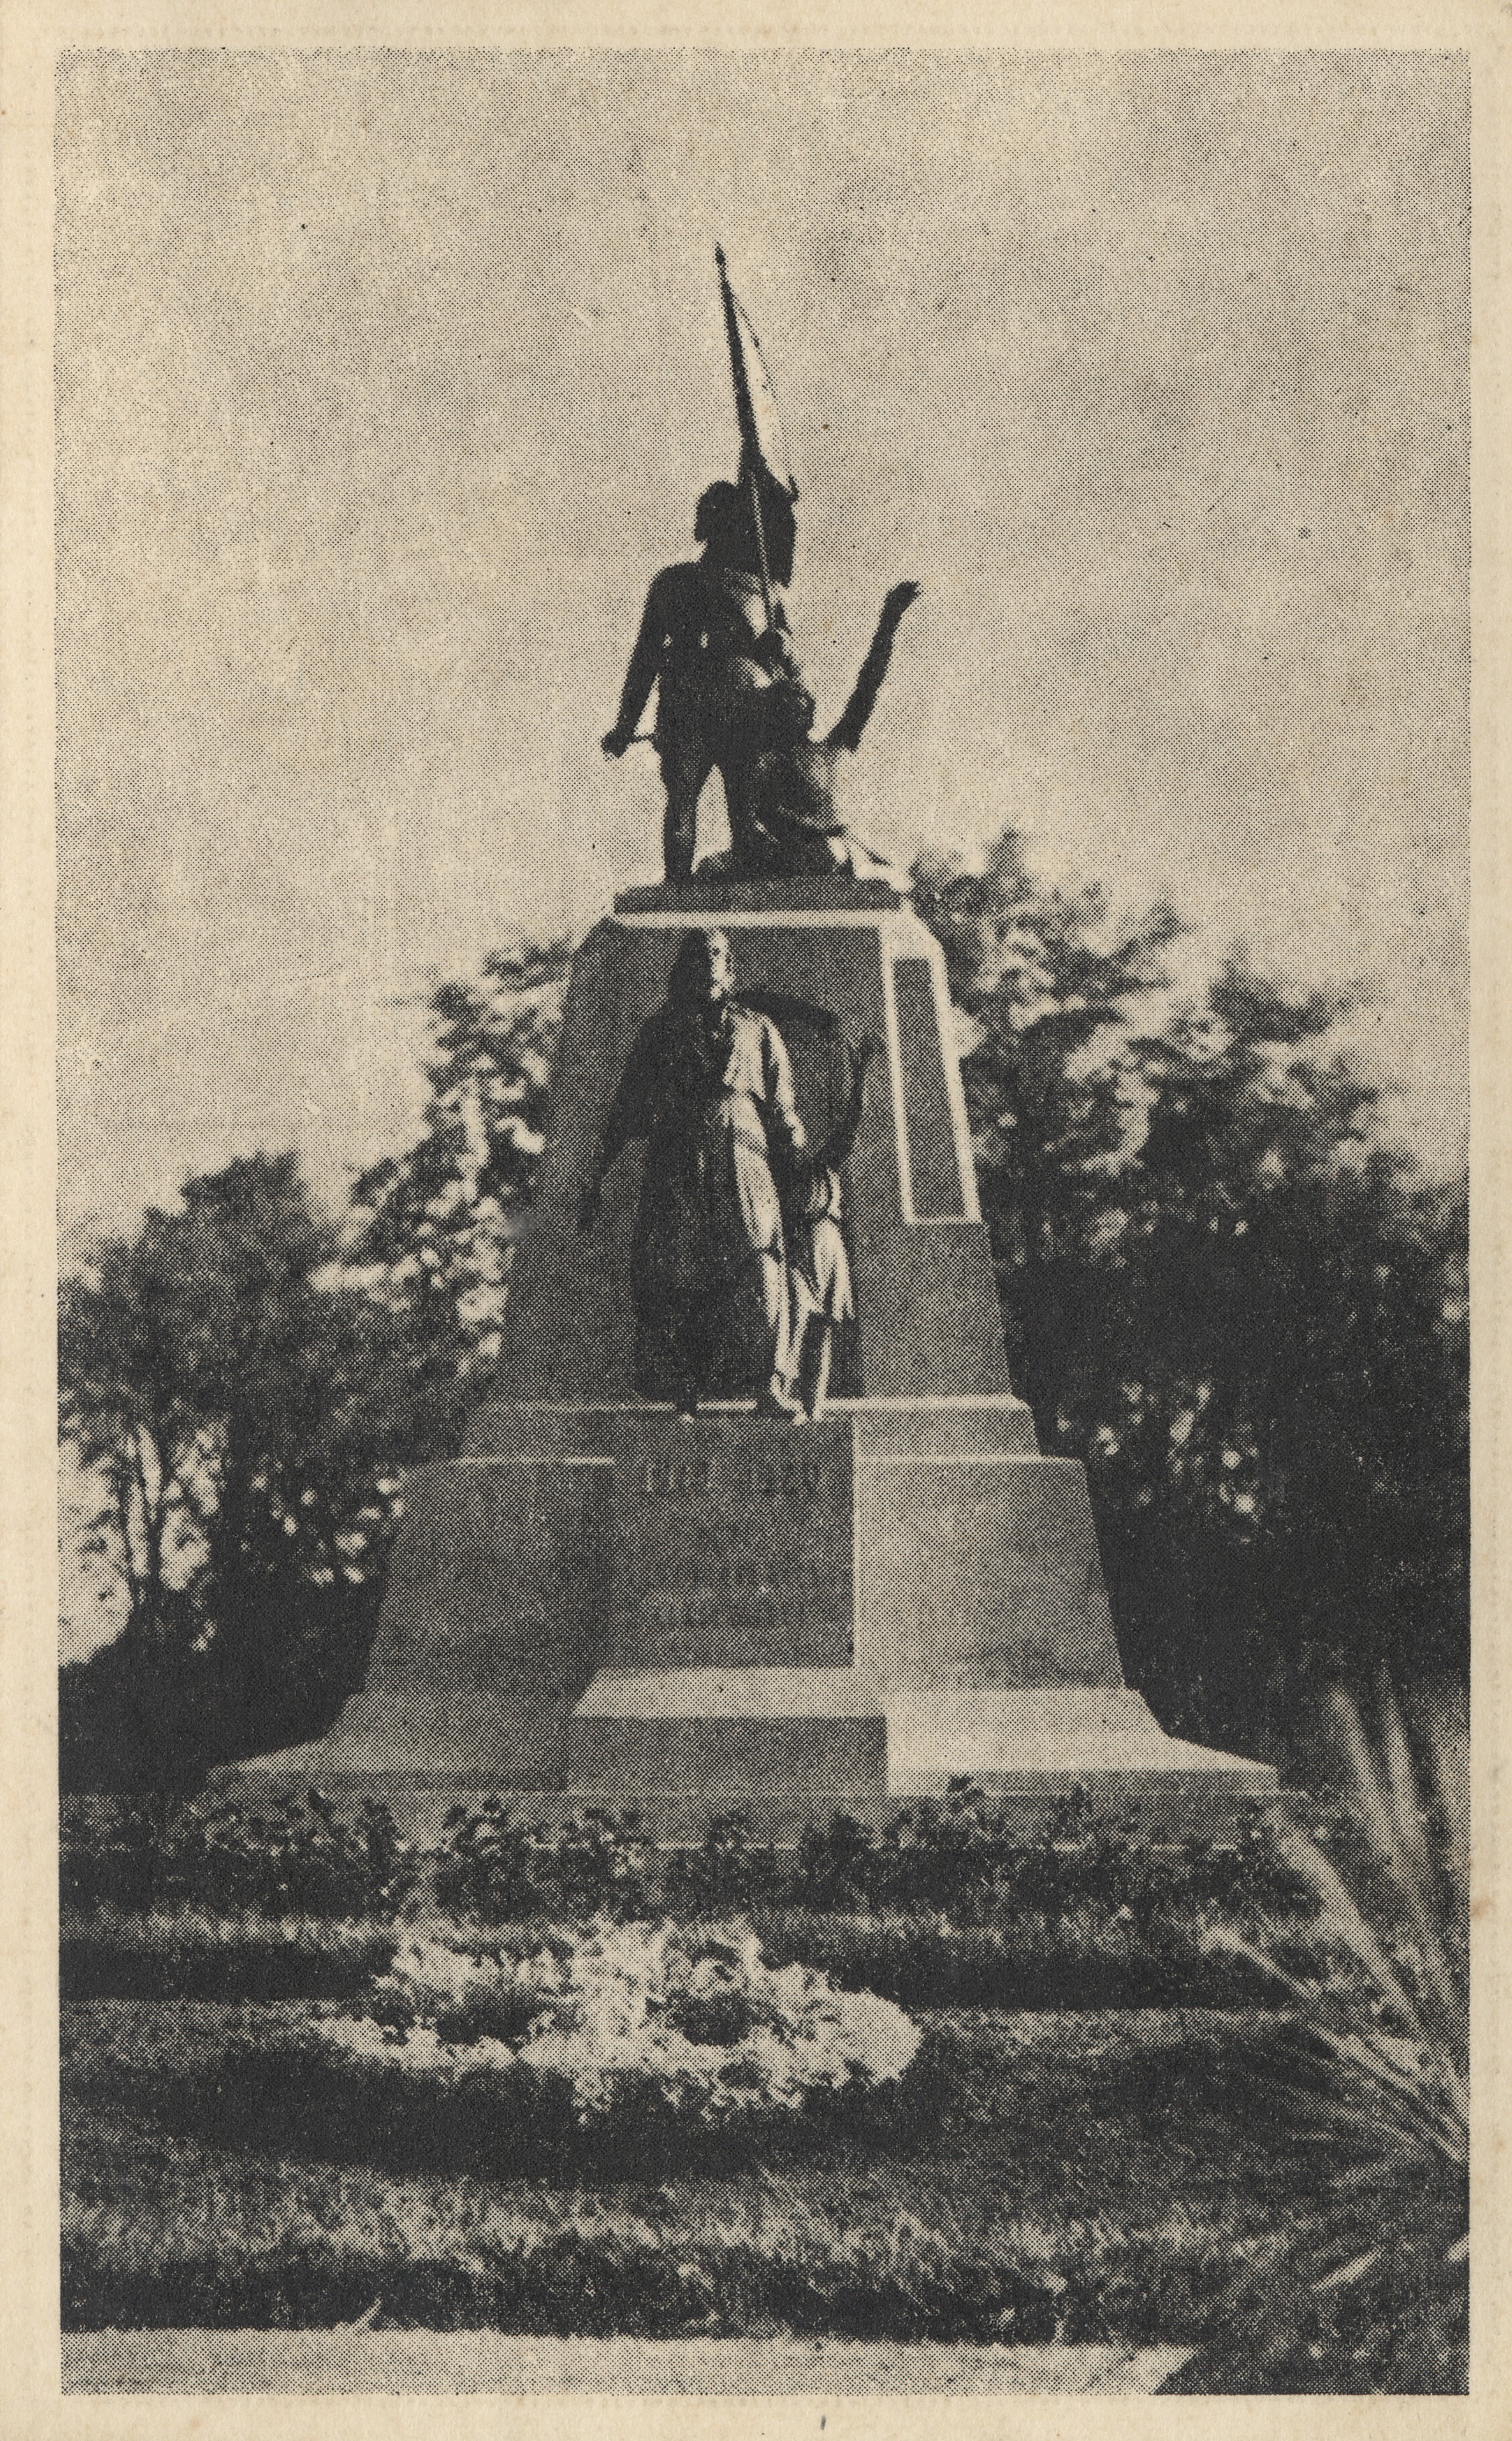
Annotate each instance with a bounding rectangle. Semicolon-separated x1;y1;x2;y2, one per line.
601;481;802;883
602;247;809;884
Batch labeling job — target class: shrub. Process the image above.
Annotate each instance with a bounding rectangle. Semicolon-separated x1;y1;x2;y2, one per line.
860;1785;1317;1925
60;1791;417;1918
63;1782;1322;1994
60;1796;168;1914
431;1803;658;1922
431;1786;1317;1932
321;1919;921;2136
1169;1686;1469;2393
661;1811;786;1916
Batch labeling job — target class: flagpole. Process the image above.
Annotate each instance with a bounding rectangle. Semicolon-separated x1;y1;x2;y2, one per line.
714;245;776;639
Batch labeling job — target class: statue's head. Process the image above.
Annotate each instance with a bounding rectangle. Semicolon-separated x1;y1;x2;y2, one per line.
669;928;734;1010
694;482;742;553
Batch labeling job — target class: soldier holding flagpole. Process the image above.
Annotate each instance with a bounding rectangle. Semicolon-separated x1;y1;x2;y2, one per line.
601;247;807;881
601;247;915;885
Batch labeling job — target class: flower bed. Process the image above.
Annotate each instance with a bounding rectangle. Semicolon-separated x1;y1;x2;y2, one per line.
63;1784;1317;1932
431;1789;1319;1929
320;1920;921;2133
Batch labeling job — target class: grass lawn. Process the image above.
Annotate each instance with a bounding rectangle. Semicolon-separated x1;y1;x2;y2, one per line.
56;1732;1468;2388
64;1996;1330;2347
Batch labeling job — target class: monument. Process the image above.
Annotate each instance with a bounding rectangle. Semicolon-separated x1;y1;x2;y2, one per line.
224;251;1277;1831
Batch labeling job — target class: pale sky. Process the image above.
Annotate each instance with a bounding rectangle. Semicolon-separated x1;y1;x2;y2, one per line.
57;48;1470;1252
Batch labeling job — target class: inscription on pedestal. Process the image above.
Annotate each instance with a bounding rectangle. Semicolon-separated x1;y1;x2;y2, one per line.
610;1415;854;1670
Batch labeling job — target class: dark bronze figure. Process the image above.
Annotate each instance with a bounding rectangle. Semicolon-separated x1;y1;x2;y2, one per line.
579;930;806;1415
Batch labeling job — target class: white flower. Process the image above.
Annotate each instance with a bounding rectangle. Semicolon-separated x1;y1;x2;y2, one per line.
315;1918;920;2133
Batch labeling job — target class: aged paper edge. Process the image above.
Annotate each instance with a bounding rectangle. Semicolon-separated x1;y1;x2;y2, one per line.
2;4;1503;2436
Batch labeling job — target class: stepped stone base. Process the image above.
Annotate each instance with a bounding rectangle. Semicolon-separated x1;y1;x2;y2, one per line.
214;1401;1278;1834
571;1669;890;1833
566;1669;1276;1837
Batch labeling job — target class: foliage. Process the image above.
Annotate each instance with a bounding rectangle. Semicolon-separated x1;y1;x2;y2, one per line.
662;1809;778;1918
61;1157;407;1626
431;1802;659;1922
321;1919;921;2140
58;1153;457;1776
1103;986;1469;1735
346;942;570;1391
1168;1686;1468;2392
913;830;1184;1440
59;1576;381;1792
414;1794;1335;2022
913;830;1469;1747
58;956;570;1789
793;1786;1317;1922
66;1784;1317;1948
60;1791;417;1918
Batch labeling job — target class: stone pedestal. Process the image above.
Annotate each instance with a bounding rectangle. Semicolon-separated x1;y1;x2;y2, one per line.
560;1406;1272;1832
220;881;1276;1830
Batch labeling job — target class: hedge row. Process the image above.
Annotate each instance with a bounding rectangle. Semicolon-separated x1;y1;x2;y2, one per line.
63;1786;1317;1927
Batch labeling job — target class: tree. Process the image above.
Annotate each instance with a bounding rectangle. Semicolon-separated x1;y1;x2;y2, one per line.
59;1152;442;1779
60;948;576;1788
914;836;1469;1756
346;942;571;1394
912;830;1183;1443
1102;966;1468;1735
60;1234;205;1647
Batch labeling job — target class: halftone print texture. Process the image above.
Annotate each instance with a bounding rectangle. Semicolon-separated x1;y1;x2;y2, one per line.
57;50;1469;2397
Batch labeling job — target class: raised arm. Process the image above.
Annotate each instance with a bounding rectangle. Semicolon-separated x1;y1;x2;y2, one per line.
823;582;921;756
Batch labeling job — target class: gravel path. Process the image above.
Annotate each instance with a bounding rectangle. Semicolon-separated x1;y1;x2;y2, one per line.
64;2331;1189;2395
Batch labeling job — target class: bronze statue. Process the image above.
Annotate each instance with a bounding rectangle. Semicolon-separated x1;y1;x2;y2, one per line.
601;482;802;884
721;583;921;880
579;929;806;1416
603;543;918;886
601;249;920;887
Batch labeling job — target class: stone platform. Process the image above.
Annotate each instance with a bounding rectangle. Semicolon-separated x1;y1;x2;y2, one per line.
226;1402;1275;1833
218;883;1277;1833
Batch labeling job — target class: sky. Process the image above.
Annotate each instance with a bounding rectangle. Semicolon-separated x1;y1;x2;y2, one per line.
56;46;1470;1263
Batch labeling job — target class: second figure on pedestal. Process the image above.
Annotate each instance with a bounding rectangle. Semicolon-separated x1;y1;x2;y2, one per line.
579;928;806;1418
580;930;878;1421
